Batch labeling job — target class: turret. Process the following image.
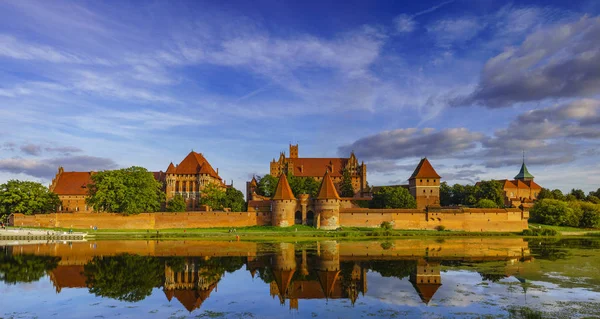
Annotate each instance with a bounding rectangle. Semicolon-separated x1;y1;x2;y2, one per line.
409;158;441;210
315;171;340;230
271;174;297;227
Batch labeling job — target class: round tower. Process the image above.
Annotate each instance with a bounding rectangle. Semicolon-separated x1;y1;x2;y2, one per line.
271;174;297;227
315;171;341;230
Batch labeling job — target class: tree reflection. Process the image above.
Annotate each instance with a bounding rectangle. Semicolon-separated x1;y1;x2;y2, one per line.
0;254;60;284
84;254;163;302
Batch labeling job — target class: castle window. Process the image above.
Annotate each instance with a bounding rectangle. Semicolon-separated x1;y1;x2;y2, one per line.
427;179;429;183
420;179;423;183
423;190;426;193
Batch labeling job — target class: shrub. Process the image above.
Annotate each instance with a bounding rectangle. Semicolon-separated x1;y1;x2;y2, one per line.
474;198;498;208
577;202;600;228
435;225;446;231
380;221;393;230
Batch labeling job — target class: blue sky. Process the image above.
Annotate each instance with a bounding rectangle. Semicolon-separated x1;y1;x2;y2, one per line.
1;0;599;193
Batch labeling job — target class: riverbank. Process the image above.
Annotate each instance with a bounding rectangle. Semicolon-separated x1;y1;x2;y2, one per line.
5;224;599;241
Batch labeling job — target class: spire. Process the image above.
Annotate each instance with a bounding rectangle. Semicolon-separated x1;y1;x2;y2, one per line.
317;171;340;200
272;174;295;200
514;153;534;181
410;158;441;179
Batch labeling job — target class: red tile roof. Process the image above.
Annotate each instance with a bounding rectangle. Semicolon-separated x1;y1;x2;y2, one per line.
317;171;340;200
153;171;166;182
410;158;441;179
523;180;542;189
288;158;348;177
172;284;217;312
412;283;441;304
166;162;176;174
272;174;296;200
172;151;220;179
52;172;93;195
49;265;87;292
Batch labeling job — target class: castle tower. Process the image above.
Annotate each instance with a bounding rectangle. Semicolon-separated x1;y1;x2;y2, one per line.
271;242;297;305
315;171;340;230
271;174;297;227
409;158;441;210
316;241;340;299
289;144;298;159
246;176;258;201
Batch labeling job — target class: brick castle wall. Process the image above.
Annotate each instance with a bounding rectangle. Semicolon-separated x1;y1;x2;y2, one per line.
11;208;527;232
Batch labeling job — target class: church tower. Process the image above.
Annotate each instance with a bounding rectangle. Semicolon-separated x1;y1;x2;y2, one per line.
271;174;297;227
409;158;441;210
315;171;341;230
514;158;534;182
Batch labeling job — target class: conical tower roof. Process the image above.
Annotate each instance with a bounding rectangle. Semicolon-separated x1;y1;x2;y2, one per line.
514;161;534;180
410;158;441;179
272;174;296;200
317;171;340;200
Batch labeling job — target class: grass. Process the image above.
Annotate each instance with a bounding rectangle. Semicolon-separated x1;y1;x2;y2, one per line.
7;225;521;241
528;223;600;236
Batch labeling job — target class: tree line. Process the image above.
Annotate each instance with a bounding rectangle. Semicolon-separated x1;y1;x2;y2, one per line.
530;187;600;229
254;169;357;199
439;180;505;208
0;166;246;218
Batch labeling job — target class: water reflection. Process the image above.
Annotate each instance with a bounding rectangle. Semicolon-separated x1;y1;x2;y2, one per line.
0;238;536;313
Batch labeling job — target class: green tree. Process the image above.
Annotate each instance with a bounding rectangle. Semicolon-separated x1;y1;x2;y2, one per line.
440;182;452;206
476;180;504;207
370;186;416;209
286;174;320;198
0;180;60;219
536;188;554;200
451;184;466;205
463;184;479;206
530;199;574;226
339;169;355;197
166;194;187;212
200;182;226;210
587;195;600;204
475;198;498;208
551;189;565;201
84;254;163;302
87;167;164;215
565;194;577;201
223;187;246;212
256;174;278;197
570;189;586;201
577;202;600;228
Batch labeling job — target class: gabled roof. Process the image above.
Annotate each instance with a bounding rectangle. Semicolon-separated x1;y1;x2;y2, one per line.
51;172;93;195
153;171;166;182
498;179;517;189
317;171;340;200
272;174;296;200
523;180;542;189
48;265;87;293
172;284;217;312
514;161;534;180
172;151;220;179
410;158;441;179
166;162;176;174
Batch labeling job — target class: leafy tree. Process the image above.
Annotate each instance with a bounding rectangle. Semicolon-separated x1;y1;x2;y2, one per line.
302;177;321;198
166;194;187;212
339;169;355;197
565;194;577;201
476;180;504;207
87;167;164;215
440;182;452;206
286;174;320;198
589;188;600;198
551;189;565;201
200;182;226;210
572;201;600;228
530;199;574;226
223;187;246;212
370;186;416;209
84;254;163;302
0;180;60;219
587;195;600;204
256;174;278;197
570;189;586;201
475;198;498;208
536;188;554;200
0;254;60;284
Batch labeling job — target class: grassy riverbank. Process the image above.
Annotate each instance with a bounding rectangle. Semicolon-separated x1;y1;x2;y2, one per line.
8;225;522;240
7;224;599;240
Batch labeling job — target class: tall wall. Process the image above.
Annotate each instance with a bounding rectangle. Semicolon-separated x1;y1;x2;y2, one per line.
339;208;528;232
11;211;271;230
11;208;527;232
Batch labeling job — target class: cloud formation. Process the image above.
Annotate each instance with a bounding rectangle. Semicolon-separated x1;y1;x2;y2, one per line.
0;156;118;179
453;16;600;107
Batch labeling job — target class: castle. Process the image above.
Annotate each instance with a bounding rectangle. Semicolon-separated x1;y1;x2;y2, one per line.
49;151;230;212
268;144;368;197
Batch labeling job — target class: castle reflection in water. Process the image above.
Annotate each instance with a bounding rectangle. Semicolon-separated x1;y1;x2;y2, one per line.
3;239;533;312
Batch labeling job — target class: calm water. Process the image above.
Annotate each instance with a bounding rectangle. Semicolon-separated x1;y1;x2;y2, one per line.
1;238;599;319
